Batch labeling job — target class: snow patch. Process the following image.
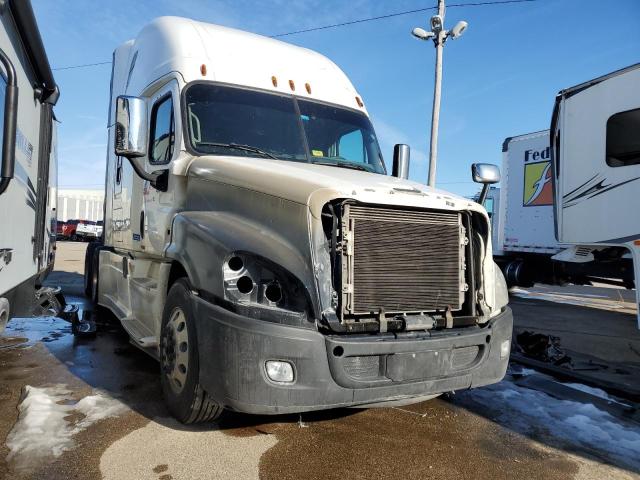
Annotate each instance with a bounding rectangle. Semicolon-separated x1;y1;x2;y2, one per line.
464;377;640;470
6;385;128;471
562;382;628;406
510;288;626;309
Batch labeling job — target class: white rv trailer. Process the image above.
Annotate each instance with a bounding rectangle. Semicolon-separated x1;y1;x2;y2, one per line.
0;0;60;332
87;17;512;423
551;63;640;328
489;130;634;288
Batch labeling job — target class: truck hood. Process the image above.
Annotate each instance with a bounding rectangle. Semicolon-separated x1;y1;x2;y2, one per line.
187;155;484;218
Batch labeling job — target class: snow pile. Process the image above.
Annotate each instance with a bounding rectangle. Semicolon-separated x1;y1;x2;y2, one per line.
465;377;640;470
6;385;128;470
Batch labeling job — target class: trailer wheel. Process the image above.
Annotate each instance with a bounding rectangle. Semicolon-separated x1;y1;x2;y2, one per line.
160;278;223;424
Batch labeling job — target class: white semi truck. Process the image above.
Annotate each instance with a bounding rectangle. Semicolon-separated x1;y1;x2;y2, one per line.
86;17;512;423
551;63;640;328
489;130;634;289
0;0;61;332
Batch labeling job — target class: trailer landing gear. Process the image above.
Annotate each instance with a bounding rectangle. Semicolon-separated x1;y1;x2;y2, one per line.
35;286;96;337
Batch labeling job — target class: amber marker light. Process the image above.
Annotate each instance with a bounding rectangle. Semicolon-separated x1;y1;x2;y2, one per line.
289;80;295;91
355;96;363;107
200;64;207;76
305;83;312;94
272;76;278;87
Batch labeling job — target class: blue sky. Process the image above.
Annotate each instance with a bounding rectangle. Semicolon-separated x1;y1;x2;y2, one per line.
32;0;640;197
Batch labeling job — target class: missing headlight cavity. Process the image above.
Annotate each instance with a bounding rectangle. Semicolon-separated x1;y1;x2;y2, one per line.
264;282;283;303
228;256;244;272
237;276;254;294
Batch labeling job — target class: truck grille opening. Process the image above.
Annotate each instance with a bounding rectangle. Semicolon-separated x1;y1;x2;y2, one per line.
339;204;466;319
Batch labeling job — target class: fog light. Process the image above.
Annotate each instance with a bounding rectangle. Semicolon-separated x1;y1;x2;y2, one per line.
265;360;294;383
500;340;511;359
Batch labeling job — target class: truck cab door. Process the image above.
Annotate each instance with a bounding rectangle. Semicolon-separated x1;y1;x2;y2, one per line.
131;80;180;256
552;66;640;245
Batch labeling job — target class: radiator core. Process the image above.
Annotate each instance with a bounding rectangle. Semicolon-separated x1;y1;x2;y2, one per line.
340;204;465;317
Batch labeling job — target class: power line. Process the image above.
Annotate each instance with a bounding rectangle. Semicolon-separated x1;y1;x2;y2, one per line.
270;6;440;38
271;0;538;38
50;0;540;71
52;60;111;71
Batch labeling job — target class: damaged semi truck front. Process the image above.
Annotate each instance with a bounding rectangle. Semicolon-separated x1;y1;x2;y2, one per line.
86;17;512;423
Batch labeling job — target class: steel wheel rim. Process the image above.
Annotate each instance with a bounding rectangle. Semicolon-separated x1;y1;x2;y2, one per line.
162;307;190;394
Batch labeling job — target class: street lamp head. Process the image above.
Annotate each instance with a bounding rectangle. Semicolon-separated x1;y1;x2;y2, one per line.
430;15;443;32
449;20;468;39
411;27;434;40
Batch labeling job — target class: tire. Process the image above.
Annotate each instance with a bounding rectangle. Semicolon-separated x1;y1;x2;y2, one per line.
89;248;100;304
160;278;223;424
84;242;97;297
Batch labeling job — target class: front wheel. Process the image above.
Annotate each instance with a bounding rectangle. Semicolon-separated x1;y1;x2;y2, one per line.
160;278;223;424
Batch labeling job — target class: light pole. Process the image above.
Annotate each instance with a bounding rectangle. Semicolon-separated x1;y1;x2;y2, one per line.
412;0;468;187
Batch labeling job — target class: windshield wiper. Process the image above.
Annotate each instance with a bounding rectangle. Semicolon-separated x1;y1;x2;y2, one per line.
311;160;369;172
196;142;278;160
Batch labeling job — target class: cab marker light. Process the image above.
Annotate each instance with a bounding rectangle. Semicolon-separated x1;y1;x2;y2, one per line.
355;96;363;107
271;76;278;87
200;64;207;76
289;79;295;91
305;83;312;94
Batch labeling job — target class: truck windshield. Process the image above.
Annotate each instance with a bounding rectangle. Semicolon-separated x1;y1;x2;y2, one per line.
185;83;386;174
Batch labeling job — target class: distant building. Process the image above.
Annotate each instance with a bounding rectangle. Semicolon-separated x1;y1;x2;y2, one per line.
57;189;104;221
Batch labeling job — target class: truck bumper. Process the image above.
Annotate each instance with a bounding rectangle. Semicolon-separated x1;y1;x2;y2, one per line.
193;296;513;415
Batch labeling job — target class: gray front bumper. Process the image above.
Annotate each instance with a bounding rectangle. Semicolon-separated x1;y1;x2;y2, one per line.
193;295;513;415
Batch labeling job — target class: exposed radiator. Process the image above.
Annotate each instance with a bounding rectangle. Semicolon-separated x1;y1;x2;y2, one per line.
340;204;466;317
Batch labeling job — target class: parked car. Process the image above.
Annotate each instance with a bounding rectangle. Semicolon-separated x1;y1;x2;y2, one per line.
56;220;65;239
60;219;80;240
95;220;104;239
76;220;103;241
76;220;98;241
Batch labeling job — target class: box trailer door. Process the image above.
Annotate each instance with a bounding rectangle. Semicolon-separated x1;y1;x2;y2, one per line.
552;65;640;245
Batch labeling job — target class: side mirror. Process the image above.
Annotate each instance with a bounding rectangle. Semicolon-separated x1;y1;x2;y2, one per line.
114;95;168;192
115;96;147;158
471;163;500;205
392;144;410;179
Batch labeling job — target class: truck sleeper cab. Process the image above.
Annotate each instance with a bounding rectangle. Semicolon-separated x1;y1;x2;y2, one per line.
86;16;511;423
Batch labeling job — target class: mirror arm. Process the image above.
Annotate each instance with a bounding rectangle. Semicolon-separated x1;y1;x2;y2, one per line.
125;156;168;192
478;184;490;206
